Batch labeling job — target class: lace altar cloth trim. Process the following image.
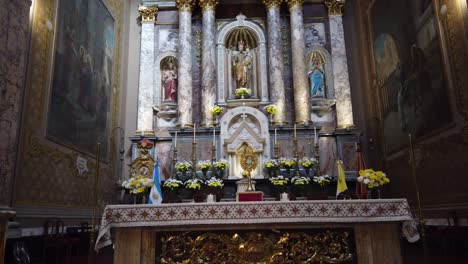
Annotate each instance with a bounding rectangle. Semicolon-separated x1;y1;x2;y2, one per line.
95;199;412;251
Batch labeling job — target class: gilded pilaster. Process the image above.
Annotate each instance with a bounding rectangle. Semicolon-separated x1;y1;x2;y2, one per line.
263;0;287;123
138;5;158;23
285;0;310;124
324;0;345;16
177;0;195;126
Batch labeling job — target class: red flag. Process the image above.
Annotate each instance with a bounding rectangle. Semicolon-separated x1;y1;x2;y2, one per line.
356;147;368;199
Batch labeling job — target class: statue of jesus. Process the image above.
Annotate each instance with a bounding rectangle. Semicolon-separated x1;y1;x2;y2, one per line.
232;40;253;89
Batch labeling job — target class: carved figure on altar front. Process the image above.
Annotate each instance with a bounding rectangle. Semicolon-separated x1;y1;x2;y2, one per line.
232;40;253;89
161;56;178;102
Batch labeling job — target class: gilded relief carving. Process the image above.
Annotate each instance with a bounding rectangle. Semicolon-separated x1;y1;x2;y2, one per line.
159;230;354;263
324;0;345;16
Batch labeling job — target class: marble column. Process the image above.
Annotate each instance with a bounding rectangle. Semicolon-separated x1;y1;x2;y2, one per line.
263;0;286;123
200;0;218;127
285;0;310;124
0;0;31;207
176;0;196;127
136;5;158;135
325;0;354;128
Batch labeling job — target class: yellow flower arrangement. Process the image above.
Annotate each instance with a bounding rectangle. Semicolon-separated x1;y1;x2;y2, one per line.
235;88;251;97
122;176;154;194
264;159;279;169
357;169;390;189
163;178;183;190
175;161;192;172
264;104;277;116
215;159;229;170
312;175;332;187
197;160;212;171
279;157;296;169
300;157;317;168
270;176;288;186
211;105;225;116
206;177;224;188
291;176;311;186
185;178;203;190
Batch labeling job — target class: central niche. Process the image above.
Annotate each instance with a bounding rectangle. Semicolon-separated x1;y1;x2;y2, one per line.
216;14;269;106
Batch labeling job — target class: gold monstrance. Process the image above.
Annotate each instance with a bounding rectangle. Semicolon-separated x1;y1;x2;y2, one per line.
240;146;258;192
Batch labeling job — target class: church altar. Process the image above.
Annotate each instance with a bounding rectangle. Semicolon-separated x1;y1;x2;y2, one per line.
96;199;412;264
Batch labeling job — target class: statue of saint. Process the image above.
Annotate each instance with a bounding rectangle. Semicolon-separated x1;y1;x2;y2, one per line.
308;60;325;98
162;61;177;102
232;40;253;89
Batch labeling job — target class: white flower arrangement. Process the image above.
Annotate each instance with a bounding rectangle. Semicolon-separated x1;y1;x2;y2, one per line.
291;176;311;186
270;175;289;186
206;177;224;188
235;87;252;97
184;178;203;190
300;157;318;168
163;178;183;190
175;161;193;172
312;175;332;187
122;176;154;194
197;160;212;171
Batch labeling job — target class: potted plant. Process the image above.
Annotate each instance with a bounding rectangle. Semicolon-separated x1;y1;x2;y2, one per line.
300;157;318;177
279;157;296;177
175;161;193;179
214;159;229;178
357;169;390;199
197;160;212;179
264;159;279;177
162;178;183;203
269;175;289;201
291;176;311;199
184;178;204;202
264;104;277;123
121;176;154;204
205;177;224;202
311;175;332;200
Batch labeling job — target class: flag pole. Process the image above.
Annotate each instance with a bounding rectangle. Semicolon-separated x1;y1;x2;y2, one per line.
408;134;427;255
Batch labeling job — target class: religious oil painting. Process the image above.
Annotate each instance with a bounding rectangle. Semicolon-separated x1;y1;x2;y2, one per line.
47;0;114;160
304;22;326;48
370;0;452;154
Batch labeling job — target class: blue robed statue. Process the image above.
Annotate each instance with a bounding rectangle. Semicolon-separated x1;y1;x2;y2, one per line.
308;65;325;98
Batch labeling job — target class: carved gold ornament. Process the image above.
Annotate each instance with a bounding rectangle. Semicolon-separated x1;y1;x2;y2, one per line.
138;5;158;23
262;0;282;10
199;0;218;11
324;0;345;16
159;230;354;263
285;0;304;10
176;0;196;12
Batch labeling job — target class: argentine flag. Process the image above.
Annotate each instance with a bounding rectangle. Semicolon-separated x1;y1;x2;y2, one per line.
148;161;162;204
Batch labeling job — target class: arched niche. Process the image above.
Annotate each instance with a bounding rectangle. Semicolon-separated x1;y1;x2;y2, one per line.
216;14;269;105
306;46;334;99
219;106;271;179
154;51;179;128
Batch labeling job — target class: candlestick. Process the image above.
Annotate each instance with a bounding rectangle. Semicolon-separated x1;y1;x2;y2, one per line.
294;124;297;138
314;126;318;146
174;131;177;148
213;128;216;146
193;124;196;142
274;128;277;145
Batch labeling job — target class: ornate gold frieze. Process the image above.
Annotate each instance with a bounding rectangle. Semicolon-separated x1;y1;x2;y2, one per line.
138;5;158;23
176;0;196;12
159;230;354;263
324;0;345;16
199;0;218;11
285;0;304;10
262;0;282;10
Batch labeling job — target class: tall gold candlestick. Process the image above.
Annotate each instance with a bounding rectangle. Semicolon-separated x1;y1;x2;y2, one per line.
409;134;427;255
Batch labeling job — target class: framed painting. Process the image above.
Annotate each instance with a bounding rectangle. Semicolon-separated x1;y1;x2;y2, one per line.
368;0;454;154
47;0;115;160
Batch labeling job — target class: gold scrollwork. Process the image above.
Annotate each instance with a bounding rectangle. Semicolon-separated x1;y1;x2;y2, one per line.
176;0;196;12
199;0;218;11
138;5;158;23
324;0;345;16
159;230;354;263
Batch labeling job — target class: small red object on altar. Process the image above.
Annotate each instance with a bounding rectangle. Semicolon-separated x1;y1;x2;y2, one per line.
237;191;264;202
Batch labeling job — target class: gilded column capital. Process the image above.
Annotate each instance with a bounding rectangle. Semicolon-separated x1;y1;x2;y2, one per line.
285;0;304;10
176;0;196;12
138;5;158;23
199;0;218;11
262;0;282;9
324;0;345;16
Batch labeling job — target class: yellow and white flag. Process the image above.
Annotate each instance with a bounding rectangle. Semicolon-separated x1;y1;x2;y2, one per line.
336;160;348;197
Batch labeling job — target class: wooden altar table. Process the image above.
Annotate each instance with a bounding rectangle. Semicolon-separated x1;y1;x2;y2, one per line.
96;199;412;264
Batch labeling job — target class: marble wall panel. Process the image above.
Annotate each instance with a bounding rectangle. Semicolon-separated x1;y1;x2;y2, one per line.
191;20;203;126
280;17;294;123
0;0;31;206
158;28;179;53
